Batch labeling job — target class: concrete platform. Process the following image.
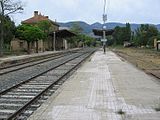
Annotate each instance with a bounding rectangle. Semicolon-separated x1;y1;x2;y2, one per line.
0;48;80;67
29;49;160;120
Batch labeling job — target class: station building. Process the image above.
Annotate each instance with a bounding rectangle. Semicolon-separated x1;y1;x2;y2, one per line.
11;11;76;53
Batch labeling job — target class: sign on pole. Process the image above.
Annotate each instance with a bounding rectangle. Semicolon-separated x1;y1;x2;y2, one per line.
101;39;107;42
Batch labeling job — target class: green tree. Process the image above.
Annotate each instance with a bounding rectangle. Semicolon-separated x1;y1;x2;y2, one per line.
0;0;23;56
84;36;96;47
37;20;56;50
126;23;131;41
16;24;46;53
3;15;16;45
134;24;158;46
37;20;52;33
69;23;83;47
112;23;132;45
0;15;16;49
69;23;96;47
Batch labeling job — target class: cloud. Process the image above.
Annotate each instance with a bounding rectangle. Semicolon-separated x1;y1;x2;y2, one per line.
12;0;160;24
108;0;160;23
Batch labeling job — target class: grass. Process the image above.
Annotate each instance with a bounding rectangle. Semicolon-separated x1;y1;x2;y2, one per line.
110;46;160;71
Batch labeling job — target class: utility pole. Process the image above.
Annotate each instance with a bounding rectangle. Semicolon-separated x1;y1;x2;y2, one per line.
102;0;107;54
0;0;4;57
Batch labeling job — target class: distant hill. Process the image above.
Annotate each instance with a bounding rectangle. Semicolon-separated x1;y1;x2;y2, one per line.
58;21;91;34
157;24;160;30
58;21;160;34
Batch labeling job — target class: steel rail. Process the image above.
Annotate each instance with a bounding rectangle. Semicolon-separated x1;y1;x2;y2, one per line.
6;50;95;120
0;54;68;75
0;51;87;96
0;53;63;70
0;49;81;70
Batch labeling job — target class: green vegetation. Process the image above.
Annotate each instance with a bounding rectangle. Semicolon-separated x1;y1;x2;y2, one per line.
0;0;23;56
16;24;46;53
111;23;159;48
37;20;53;50
37;20;52;33
69;23;96;47
0;15;16;48
112;23;131;45
133;24;159;47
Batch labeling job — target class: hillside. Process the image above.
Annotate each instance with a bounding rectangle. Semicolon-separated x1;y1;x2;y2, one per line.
58;21;160;34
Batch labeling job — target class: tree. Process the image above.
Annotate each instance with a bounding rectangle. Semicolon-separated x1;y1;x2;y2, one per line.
2;0;23;15
126;23;131;41
133;24;158;46
69;22;96;47
3;15;15;45
83;35;96;47
112;23;132;45
69;23;83;47
0;0;23;56
37;20;53;50
37;20;52;33
16;24;46;54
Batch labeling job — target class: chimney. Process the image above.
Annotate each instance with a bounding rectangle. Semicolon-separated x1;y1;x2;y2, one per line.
34;11;38;17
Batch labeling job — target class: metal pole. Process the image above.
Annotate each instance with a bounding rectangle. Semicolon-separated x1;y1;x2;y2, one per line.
102;0;108;54
102;17;107;54
53;31;56;51
103;30;106;54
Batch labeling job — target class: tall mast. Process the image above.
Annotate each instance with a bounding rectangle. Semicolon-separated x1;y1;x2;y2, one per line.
103;0;107;24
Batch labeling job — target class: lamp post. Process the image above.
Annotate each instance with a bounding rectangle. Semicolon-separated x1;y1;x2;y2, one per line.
0;0;4;56
102;0;107;54
102;15;107;54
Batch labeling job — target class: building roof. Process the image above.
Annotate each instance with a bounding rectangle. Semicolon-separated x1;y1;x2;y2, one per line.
49;30;76;38
21;11;59;27
92;29;114;36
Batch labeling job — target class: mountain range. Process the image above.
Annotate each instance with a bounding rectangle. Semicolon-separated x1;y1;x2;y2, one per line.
58;21;160;35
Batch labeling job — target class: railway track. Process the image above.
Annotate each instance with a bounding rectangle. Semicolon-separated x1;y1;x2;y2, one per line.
0;53;70;75
0;48;96;120
0;50;84;92
0;49;81;75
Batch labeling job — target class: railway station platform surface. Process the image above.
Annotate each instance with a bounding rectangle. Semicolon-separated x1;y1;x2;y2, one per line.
29;49;160;120
0;48;79;66
0;51;55;61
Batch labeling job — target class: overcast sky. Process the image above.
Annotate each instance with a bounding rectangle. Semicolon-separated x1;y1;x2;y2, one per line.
12;0;160;25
